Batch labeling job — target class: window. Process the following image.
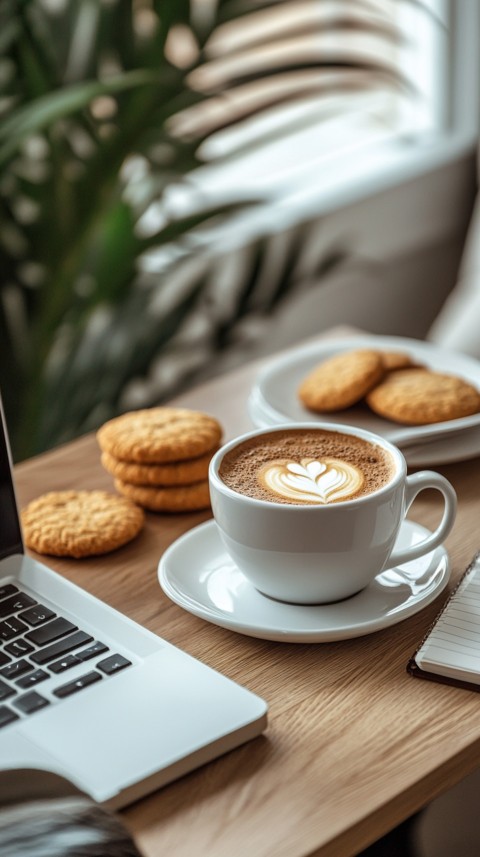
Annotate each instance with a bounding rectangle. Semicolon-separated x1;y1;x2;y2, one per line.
148;0;479;245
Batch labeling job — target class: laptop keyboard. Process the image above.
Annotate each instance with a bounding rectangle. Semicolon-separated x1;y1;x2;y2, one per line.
0;583;132;728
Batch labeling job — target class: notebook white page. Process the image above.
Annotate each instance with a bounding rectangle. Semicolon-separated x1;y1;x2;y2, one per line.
415;554;480;684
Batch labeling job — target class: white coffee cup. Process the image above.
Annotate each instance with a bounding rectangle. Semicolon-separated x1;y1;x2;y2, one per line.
208;423;457;604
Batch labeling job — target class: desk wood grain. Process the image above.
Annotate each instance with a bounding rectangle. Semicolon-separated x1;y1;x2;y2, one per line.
13;333;480;857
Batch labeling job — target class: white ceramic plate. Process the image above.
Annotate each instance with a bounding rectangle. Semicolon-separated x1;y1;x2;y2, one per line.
158;519;450;643
247;336;480;465
401;425;480;467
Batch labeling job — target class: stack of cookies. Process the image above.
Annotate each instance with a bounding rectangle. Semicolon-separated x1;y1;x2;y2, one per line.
298;348;480;425
97;407;223;512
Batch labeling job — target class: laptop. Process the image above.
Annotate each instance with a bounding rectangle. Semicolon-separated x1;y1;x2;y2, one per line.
0;394;267;808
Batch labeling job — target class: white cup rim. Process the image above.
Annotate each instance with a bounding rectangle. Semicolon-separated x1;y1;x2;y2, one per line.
209;422;406;509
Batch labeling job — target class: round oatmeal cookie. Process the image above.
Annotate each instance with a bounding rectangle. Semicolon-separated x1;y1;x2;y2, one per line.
101;447;218;486
114;478;211;512
298;349;385;412
366;368;480;425
21;490;145;558
97;408;222;464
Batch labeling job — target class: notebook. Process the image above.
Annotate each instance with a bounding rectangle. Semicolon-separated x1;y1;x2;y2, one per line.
407;551;480;691
0;393;267;807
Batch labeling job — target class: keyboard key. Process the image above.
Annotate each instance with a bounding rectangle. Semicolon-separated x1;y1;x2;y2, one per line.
16;669;49;689
26;617;77;646
0;585;18;600
54;671;102;698
97;654;132;676
0;617;29;641
13;692;50;715
5;639;34;657
0;593;37;618
19;604;56;627
0;659;33;680
0;706;19;728
30;631;93;665
49;654;81;674
77;641;109;661
0;652;11;667
0;679;16;701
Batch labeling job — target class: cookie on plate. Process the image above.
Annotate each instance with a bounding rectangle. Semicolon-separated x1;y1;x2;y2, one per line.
21;490;145;558
100;448;217;487
114;478;211;512
366;368;480;425
298;349;385;412
97;408;222;464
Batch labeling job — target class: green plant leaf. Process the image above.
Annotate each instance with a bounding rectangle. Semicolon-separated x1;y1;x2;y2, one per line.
0;70;159;164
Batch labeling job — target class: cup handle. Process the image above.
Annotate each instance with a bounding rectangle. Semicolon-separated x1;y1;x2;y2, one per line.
387;470;457;567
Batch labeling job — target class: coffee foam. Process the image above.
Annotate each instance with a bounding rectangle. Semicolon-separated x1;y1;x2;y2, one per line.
219;429;396;505
259;457;364;504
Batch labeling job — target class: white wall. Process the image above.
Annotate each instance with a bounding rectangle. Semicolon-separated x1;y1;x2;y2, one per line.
261;149;477;347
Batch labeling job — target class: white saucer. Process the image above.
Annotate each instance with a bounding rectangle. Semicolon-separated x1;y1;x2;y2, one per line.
158;519;450;643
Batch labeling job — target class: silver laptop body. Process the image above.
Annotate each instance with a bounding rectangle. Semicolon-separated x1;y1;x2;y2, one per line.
0;396;267;808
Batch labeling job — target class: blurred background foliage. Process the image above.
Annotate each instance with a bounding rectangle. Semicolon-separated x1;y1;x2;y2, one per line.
0;0;414;460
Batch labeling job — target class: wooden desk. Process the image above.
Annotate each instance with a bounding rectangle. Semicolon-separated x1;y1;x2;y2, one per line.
14;334;480;857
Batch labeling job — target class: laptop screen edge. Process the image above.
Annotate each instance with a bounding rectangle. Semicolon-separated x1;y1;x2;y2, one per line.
0;391;25;560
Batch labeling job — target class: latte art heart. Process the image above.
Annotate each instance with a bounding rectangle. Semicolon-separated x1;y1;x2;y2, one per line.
260;457;364;504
